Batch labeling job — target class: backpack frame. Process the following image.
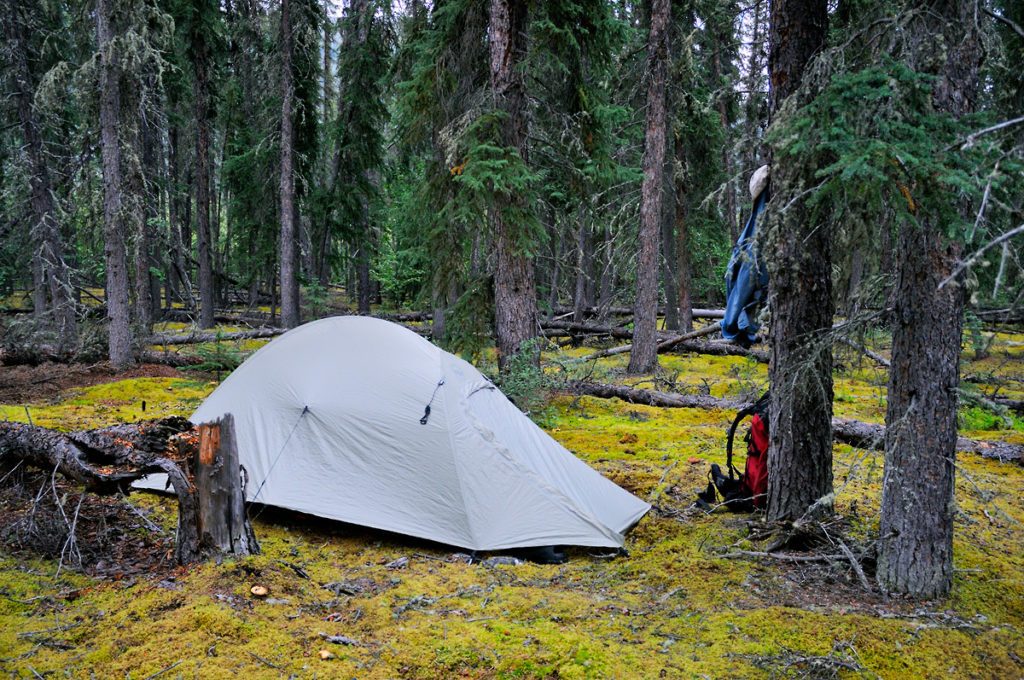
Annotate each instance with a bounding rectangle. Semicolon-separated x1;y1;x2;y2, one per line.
697;391;770;512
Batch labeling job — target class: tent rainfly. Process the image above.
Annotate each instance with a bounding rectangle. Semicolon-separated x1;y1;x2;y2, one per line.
160;316;649;551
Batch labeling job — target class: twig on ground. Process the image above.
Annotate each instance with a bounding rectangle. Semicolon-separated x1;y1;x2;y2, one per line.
143;660;183;680
718;550;842;563
247;651;281;669
837;540;872;592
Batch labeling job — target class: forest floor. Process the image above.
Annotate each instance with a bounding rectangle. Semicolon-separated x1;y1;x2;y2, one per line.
1;319;1023;678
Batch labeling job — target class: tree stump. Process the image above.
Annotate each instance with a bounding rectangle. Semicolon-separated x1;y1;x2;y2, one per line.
193;414;259;559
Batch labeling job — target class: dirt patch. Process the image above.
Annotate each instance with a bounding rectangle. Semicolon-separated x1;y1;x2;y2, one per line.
0;362;185;404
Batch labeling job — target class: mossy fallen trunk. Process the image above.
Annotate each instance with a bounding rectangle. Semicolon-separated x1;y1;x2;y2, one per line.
0;415;258;563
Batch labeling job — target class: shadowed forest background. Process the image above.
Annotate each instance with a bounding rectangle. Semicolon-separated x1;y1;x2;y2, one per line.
2;0;1024;677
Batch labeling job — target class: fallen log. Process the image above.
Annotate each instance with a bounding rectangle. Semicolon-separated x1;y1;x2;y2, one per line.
831;418;1023;465
580;323;722;361
993;397;1024;414
0;416;194;494
563;380;1024;465
150;327;286;346
972;307;1024;325
565;380;742;410
138;351;206;367
673;341;768;362
0;415;259;562
543;320;636;340
551;305;725;319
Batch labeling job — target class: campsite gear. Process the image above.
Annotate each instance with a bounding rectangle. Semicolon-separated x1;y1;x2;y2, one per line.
749;164;770;200
139;316;649;551
697;392;770;511
721;185;770;347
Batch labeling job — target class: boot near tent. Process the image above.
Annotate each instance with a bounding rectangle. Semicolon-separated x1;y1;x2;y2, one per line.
140;316;649;553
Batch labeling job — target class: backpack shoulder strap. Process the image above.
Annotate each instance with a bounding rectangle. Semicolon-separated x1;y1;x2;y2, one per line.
726;390;770;477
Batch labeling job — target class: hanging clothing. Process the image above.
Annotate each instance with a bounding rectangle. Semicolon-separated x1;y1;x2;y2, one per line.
721;188;770;347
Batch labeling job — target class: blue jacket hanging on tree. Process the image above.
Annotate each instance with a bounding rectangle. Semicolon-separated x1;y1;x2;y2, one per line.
721;187;770;347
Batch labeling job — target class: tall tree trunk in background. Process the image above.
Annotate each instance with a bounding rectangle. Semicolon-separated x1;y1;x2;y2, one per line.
742;0;765;176
356;225;370;314
6;0;78;351
322;15;333;145
489;0;538;370
711;8;738;242
127;78;152;333
764;0;831;522
878;0;982;599
193;3;215;329
573;204;592;322
31;258;45;317
96;0;134;369
674;128;693;333
547;215;563;315
628;0;669;374
661;134;679;330
279;0;300;328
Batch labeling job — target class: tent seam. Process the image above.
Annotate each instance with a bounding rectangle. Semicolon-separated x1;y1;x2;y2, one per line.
439;355;480;549
460;380;625;547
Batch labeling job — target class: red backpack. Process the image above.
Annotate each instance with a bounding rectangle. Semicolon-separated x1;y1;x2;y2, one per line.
697;392;770;512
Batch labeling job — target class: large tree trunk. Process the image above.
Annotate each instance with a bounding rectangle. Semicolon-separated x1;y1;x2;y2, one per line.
763;0;832;522
877;0;982;599
193;3;216;329
628;0;670;374
96;0;135;369
489;0;538;371
279;0;301;328
5;0;78;352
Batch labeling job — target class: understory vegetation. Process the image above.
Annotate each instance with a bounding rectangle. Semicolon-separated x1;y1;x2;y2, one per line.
1;321;1022;678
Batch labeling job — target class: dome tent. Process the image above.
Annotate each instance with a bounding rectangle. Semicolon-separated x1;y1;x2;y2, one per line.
173;316;649;551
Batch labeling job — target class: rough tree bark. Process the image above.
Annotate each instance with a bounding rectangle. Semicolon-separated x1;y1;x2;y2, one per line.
279;0;301;329
489;0;538;371
96;0;135;369
764;0;832;522
628;0;670;374
194;414;260;557
877;0;983;599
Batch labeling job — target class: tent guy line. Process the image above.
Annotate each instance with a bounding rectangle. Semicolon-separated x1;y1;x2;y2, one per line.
251;405;309;504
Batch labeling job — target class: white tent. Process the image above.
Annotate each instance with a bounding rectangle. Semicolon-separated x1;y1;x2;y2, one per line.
169;316;648;551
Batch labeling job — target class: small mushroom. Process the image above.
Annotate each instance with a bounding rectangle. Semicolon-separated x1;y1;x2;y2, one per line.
318;649;336;661
250;585;269;598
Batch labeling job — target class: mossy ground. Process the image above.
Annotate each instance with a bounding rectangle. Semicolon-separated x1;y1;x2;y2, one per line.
1;324;1023;678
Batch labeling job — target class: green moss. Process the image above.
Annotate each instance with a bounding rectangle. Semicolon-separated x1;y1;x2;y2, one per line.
0;377;213;430
1;332;1023;678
